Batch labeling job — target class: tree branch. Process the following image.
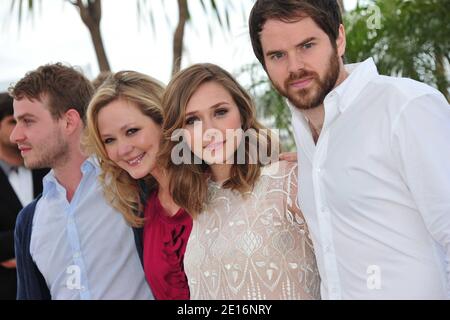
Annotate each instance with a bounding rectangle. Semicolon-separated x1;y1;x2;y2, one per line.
172;0;188;76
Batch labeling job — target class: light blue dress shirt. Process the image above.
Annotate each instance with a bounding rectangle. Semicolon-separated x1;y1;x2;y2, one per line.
29;158;153;300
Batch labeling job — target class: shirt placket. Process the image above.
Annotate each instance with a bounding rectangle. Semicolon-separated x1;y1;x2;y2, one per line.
312;95;342;300
62;178;92;299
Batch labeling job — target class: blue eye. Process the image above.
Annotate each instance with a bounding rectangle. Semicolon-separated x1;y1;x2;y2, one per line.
303;42;315;49
270;52;285;61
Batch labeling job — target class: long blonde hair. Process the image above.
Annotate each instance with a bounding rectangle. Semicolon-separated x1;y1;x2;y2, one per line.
84;71;165;227
159;63;276;217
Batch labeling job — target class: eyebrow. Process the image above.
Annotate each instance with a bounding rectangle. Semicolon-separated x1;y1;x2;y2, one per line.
100;123;136;138
119;123;135;132
185;102;229;117
265;37;317;57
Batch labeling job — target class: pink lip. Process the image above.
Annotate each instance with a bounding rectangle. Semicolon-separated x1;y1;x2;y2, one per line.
290;78;313;89
205;141;225;151
124;153;146;167
19;146;31;155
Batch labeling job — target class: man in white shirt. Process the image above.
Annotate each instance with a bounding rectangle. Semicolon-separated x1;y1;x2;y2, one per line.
249;0;450;299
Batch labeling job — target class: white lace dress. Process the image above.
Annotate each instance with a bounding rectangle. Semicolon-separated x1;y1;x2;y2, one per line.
184;161;321;300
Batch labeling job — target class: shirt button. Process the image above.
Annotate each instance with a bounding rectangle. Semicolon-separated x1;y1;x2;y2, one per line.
73;252;81;259
321;206;330;214
316;168;325;176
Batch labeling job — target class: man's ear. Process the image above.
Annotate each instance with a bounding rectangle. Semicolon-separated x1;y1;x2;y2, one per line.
62;109;82;135
336;24;347;58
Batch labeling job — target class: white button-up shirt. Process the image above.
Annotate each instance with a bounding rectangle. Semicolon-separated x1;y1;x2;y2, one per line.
290;58;450;299
30;158;153;300
0;160;33;207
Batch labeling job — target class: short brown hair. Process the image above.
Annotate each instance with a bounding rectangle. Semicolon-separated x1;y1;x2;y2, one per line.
9;63;94;123
159;63;275;217
249;0;343;67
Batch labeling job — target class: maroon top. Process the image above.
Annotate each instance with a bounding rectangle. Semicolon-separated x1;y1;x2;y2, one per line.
143;191;192;300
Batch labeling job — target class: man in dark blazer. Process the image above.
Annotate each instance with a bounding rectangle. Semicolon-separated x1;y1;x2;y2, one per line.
0;92;48;300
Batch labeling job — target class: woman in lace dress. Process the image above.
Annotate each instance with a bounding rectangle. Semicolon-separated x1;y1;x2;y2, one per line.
159;63;320;300
85;71;192;300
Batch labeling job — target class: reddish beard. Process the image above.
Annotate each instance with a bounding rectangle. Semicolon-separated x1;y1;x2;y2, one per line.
273;50;341;111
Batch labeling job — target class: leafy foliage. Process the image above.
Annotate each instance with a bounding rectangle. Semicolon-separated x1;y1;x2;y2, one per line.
345;0;450;99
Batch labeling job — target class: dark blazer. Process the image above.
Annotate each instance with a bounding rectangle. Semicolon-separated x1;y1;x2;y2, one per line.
0;167;48;300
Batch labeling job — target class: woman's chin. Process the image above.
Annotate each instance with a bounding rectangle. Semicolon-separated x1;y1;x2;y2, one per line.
127;168;147;180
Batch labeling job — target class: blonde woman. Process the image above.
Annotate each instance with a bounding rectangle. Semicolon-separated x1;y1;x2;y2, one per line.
85;71;192;300
159;63;320;300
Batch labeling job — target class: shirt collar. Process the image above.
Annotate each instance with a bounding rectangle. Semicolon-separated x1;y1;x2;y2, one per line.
42;170;58;198
332;57;379;113
0;160;21;175
0;160;12;174
42;157;100;198
81;156;100;175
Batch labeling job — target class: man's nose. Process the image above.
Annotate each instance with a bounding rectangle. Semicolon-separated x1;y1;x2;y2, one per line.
9;123;23;144
287;52;305;74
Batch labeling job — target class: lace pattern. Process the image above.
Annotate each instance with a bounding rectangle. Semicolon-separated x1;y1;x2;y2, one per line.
184;161;321;300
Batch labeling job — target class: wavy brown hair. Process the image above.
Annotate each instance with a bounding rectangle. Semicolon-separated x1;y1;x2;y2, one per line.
159;63;277;217
84;71;165;227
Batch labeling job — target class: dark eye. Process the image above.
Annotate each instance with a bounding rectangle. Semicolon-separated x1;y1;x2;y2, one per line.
103;138;115;145
23;118;34;125
270;52;285;61
126;128;139;136
215;108;228;117
185;116;200;126
303;42;315;49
